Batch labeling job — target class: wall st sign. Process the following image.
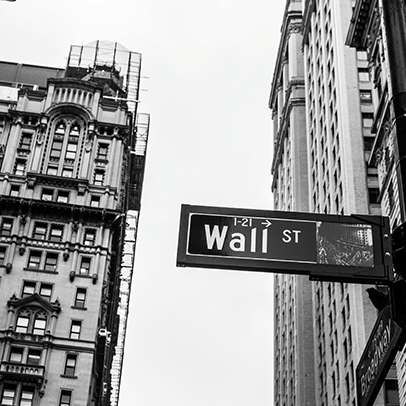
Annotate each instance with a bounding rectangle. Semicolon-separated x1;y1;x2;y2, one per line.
177;205;393;284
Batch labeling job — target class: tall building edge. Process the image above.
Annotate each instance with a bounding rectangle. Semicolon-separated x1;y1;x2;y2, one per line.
270;0;392;405
0;40;150;406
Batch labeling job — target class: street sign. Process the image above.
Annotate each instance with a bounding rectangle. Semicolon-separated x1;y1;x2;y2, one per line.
176;205;393;284
356;304;406;406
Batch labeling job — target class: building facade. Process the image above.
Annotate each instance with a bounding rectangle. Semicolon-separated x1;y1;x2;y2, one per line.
270;0;391;405
0;40;149;406
347;0;404;404
269;1;316;405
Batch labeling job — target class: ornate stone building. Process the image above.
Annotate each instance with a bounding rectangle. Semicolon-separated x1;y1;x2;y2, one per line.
0;40;149;406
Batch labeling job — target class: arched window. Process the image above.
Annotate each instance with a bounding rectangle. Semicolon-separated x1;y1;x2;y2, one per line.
46;118;84;177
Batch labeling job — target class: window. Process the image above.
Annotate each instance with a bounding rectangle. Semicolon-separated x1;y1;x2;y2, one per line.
83;229;96;246
1;384;16;405
385;379;400;405
97;143;109;160
14;159;26;176
65;140;78;160
64;354;77;376
93;170;105;186
27;251;41;269
9;185;20;197
27;349;41;365
41;189;53;201
9;347;24;363
32;314;46;335
20;387;34;406
22;281;36;298
15;315;29;333
32;223;47;240
79;257;91;275
49;225;64;242
90;196;100;207
0;246;6;265
39;283;52;301
74;288;87;308
1;218;13;236
50;139;63;160
70;320;82;339
62;167;73;178
47;166;58;175
59;390;72;406
19;133;32;150
44;252;58;272
57;191;69;203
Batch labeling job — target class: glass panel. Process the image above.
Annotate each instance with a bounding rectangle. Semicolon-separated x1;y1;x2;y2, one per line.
27;349;41;365
33;317;46;335
1;386;16;405
16;316;29;333
9;347;23;363
20;387;34;406
28;252;41;269
39;283;52;300
70;320;81;339
44;254;57;272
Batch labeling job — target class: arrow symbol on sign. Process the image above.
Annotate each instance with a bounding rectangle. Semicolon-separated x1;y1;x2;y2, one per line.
261;220;272;228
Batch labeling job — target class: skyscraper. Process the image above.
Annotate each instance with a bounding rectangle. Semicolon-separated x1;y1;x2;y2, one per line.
347;0;404;403
270;0;388;404
0;40;149;406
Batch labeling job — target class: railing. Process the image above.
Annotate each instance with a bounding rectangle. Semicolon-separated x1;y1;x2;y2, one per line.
0;361;45;379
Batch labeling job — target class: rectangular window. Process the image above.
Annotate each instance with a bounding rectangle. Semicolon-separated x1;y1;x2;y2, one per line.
14;159;26;176
27;349;41;365
32;223;47;240
59;390;72;406
39;283;53;301
62;167;73;178
9;185;20;197
33;316;46;335
70;320;82;340
47;166;58;175
50;139;63;160
44;252;58;272
41;189;53;201
83;229;96;246
65;141;78;160
74;288;87;308
1;218;13;236
79;257;91;275
1;384;16;405
16;315;29;333
19;133;32;150
22;281;36;298
90;196;100;207
20;386;34;406
9;347;24;363
27;251;41;269
57;191;69;203
0;246;6;265
64;354;77;376
49;225;64;242
93;170;104;186
97;143;109;160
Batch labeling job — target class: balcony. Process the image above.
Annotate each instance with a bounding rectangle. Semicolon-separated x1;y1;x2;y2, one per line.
0;361;45;382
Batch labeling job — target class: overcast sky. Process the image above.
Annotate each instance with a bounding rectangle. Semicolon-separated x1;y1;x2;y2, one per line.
0;1;286;404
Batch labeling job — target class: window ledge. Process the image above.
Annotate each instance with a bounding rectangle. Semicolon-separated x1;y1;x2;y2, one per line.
60;374;78;379
24;268;58;275
71;306;87;311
